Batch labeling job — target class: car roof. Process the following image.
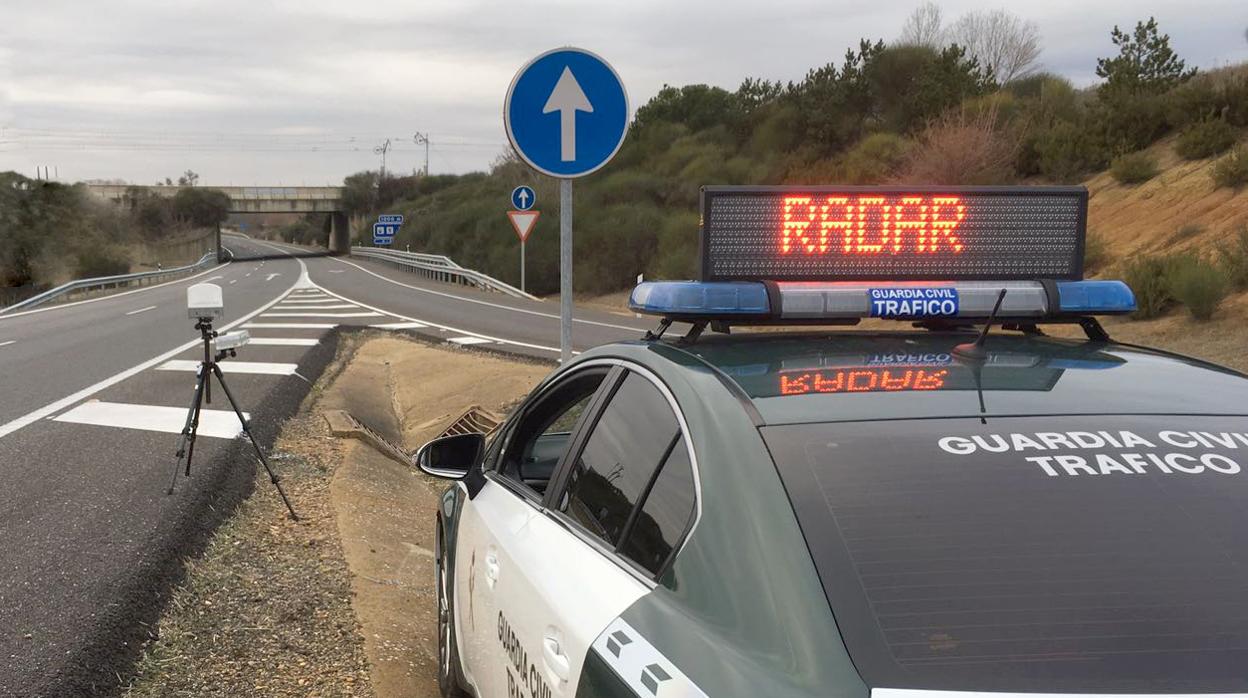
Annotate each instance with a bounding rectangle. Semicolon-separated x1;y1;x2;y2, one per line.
644;330;1248;426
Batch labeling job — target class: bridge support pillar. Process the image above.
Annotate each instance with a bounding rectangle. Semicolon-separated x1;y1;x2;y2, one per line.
328;212;351;255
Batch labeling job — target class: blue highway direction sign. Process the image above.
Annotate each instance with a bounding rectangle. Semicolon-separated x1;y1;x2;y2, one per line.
511;185;536;211
505;48;628;178
373;221;398;246
378;214;404;225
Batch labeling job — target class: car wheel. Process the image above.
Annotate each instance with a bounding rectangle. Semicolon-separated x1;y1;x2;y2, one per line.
436;523;468;698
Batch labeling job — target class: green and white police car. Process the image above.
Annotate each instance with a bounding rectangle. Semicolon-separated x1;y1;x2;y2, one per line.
417;186;1248;698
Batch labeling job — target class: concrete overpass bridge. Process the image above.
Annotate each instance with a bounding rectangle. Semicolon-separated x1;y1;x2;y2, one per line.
86;184;352;253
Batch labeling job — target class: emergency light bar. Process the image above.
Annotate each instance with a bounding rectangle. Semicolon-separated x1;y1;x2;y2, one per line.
628;279;1136;322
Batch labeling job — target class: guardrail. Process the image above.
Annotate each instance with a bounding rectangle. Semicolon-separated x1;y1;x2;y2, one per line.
0;251;219;315
350;247;538;300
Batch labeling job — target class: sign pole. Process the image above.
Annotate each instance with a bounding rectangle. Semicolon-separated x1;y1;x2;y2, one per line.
559;178;573;363
520;238;526;294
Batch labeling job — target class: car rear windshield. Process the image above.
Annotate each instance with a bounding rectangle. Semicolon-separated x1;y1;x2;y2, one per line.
763;415;1248;693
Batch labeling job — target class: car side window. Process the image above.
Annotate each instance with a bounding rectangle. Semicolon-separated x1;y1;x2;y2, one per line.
560;372;680;548
617;437;696;576
496;369;607;497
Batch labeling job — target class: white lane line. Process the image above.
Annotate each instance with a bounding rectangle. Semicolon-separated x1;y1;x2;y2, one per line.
266;273;281;281
247;338;319;347
245;273;252;278
327;269;346;273
261;311;381;318
372;322;427;330
53;401;247;440
124;305;158;316
312;285;563;355
0;262;232;321
276;299;337;305
0;340;14;347
0;264;300;440
243;322;337;329
329;256;640;332
206;275;225;282
449;337;492;346
157;359;298;376
272;304;358;310
229;279;238;285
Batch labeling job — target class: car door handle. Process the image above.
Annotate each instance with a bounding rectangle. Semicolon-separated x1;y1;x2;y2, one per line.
542;633;571;683
484;550;500;589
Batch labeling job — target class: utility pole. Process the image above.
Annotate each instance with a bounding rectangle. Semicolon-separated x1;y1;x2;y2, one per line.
413;132;430;176
373;139;391;180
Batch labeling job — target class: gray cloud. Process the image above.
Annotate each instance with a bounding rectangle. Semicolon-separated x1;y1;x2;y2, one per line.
1;0;1245;185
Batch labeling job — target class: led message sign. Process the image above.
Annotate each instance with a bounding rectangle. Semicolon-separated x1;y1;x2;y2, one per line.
699;186;1087;282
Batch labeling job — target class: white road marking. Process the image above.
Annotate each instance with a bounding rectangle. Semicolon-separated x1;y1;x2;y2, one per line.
206;275;225;282
449;336;492;345
276;298;337;304
0;264;299;440
262;311;381;318
372;321;427;330
157;359;299;376
245;273;252;278
327;269;346;273
246;338;319;347
266;273;281;281
124;305;158;316
243;322;337;329
312;285;564;355
273;304;358;310
0;340;14;347
229;279;238;285
53;401;247;439
329;256;640;332
0;262;232;322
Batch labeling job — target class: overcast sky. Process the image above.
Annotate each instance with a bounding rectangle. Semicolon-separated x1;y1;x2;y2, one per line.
1;0;1245;186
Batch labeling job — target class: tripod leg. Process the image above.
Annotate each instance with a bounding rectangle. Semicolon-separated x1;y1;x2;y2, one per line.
167;364;209;495
211;364;299;521
184;365;210;477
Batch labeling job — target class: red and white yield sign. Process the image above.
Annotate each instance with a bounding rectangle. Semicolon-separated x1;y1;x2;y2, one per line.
507;210;540;242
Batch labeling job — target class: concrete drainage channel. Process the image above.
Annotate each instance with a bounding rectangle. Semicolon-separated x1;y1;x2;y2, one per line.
324;405;503;468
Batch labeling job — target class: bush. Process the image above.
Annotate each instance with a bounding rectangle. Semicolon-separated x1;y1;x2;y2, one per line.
1110;151;1159;184
1122;255;1174;319
1170;223;1204;245
1083;232;1109;273
839;133;910;184
1034;120;1109;182
896;108;1017;185
1212;145;1248;188
1168;255;1229;321
1219;224;1248;290
1175;120;1237;160
75;247;130;279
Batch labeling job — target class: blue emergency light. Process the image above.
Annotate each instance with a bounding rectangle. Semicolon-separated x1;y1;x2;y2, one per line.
631;185;1136;324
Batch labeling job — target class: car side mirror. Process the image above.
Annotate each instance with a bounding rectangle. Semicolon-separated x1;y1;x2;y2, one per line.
415;433;485;480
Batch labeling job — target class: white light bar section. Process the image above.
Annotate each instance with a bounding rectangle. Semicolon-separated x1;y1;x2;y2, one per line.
777;280;1049;320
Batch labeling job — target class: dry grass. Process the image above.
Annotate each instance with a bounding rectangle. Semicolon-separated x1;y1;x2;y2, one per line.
895;106;1018;185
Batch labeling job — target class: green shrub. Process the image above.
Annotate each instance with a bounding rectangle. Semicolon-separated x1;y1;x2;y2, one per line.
839;132;910;184
1034;120;1109;182
1083;232;1109;273
75;247;130;279
1110;151;1159;184
1167;255;1229;321
1169;223;1204;245
1212;145;1248;188
1218;224;1248;290
1175;120;1237;159
1122;255;1174;319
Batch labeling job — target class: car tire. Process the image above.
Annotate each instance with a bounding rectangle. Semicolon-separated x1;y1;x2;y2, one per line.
436;522;469;698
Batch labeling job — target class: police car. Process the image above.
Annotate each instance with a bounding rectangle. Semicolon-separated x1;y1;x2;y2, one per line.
417;186;1248;698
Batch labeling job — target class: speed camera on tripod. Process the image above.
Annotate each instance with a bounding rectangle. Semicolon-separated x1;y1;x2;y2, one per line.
187;283;224;321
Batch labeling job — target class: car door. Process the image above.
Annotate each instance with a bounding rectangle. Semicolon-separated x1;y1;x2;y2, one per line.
453;364;618;698
511;366;699;698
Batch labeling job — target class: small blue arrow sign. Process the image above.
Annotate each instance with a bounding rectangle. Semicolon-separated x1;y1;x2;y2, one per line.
505;48;628;178
511;185;536;211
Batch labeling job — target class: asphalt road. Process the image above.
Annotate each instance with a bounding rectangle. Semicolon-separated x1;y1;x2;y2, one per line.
0;237;652;696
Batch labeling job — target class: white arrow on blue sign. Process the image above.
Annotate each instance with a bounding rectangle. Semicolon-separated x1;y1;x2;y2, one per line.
504;48;629;179
511;185;536;211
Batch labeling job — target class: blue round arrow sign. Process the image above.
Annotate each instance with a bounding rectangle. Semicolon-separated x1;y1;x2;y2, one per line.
505;48;629;178
511;185;536;211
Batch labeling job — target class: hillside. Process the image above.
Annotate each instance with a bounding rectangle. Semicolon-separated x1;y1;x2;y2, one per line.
1088;134;1248;261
